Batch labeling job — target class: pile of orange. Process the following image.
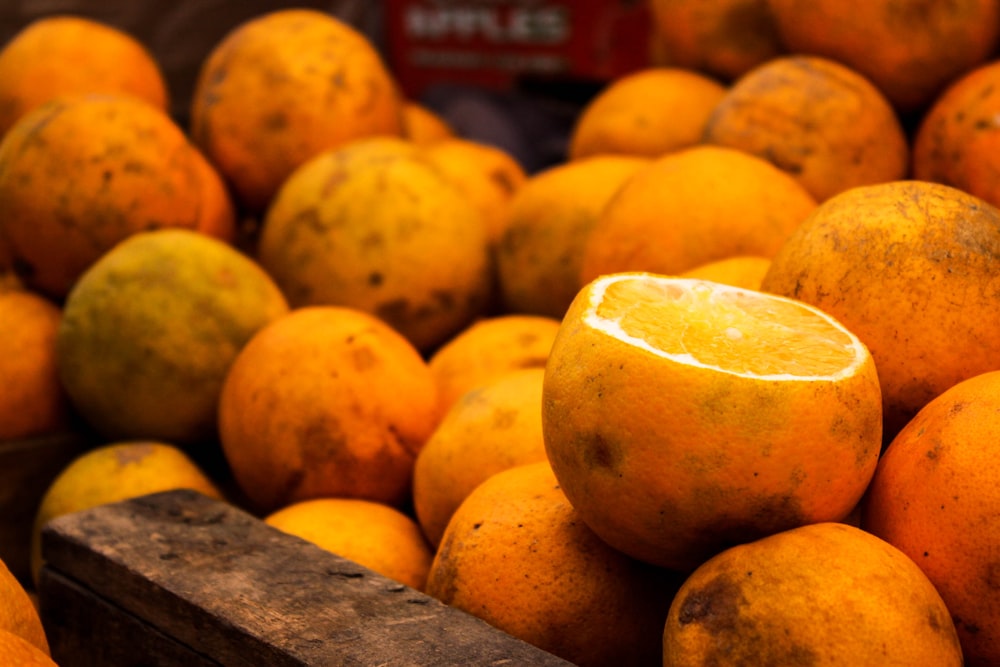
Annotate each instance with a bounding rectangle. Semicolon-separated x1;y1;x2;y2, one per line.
8;4;1000;666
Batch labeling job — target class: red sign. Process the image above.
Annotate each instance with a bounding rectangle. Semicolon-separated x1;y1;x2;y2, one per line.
384;0;653;97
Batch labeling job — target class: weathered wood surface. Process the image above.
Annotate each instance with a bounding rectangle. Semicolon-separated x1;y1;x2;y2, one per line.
0;431;91;585
38;489;577;667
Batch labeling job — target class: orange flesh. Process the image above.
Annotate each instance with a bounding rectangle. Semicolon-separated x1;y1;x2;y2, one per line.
589;277;858;377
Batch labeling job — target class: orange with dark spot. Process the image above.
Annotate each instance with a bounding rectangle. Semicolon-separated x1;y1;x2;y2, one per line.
218;306;441;512
864;369;1000;666
663;522;963;665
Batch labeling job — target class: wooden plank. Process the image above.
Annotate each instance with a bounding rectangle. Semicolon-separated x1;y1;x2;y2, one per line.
38;489;577;667
0;431;91;586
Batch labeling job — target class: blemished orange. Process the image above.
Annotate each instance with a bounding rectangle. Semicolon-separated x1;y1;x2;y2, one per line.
0;629;57;666
495;155;649;318
0;289;68;441
703;55;909;202
863;370;1000;667
412;367;548;548
190;8;404;213
648;0;784;82
427;314;562;414
425;461;684;667
0;558;48;655
0;94;236;299
56;229;289;445
265;497;433;591
913;60;1000;210
663;522;963;666
218;306;441;513
401;101;455;145
257;147;491;353
577;145;816;285
31;441;223;584
760;180;1000;441
679;255;771;291
0;15;169;138
569;67;727;161
420;138;527;248
766;0;1000;113
542;273;882;570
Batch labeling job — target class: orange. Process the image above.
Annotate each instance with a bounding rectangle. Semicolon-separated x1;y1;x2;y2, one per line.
190;8;404;213
578;145;816;284
648;0;784;82
218;306;440;513
31;441;222;584
663;522;962;665
264;497;433;591
401;101;454;145
257;147;491;353
703;55;910;202
0;94;236;299
569;67;727;160
0;629;57;666
0;15;168;138
863;369;1000;666
913;60;1000;210
679;255;771;291
767;0;1000;113
420;138;527;248
425;461;684;667
412;368;548;548
427;314;562;415
543;273;882;570
56;229;289;445
496;155;650;318
760;180;1000;441
0;558;48;655
0;289;69;441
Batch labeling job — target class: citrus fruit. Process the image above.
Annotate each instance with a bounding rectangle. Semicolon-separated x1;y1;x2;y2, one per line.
426;461;684;667
760;180;1000;440
401;101;454;145
863;369;1000;666
0;289;68;441
648;0;784;81
190;8;403;212
663;522;962;665
56;229;289;444
577;145;816;284
0;629;56;666
767;0;1000;112
0;94;236;299
0;15;168;137
496;155;650;318
428;314;562;414
412;367;548;548
0;558;48;655
568;67;727;161
265;497;433;591
31;441;222;583
543;273;882;570
913;59;1000;210
257;147;491;353
703;55;909;202
679;255;771;291
218;306;440;513
420;138;527;248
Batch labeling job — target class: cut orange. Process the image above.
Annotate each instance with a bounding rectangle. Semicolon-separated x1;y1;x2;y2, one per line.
542;273;882;570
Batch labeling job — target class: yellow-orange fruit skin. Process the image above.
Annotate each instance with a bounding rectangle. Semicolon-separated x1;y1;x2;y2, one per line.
190;9;404;213
864;369;1000;667
663;522;963;666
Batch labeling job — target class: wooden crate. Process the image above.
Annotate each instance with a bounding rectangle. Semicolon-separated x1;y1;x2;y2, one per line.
0;432;91;586
37;489;577;666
